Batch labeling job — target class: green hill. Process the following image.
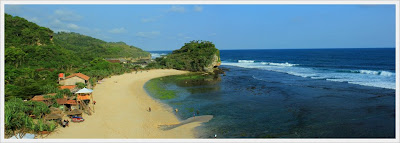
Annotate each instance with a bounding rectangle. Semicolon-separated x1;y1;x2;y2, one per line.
4;13;150;100
5;14;53;47
53;32;150;62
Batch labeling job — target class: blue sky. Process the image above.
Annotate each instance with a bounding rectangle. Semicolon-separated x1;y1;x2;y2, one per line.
5;5;396;51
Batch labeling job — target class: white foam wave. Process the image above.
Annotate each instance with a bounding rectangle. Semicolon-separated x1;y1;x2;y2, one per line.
359;70;380;75
221;61;395;90
238;60;255;63
345;70;394;77
151;53;167;59
261;62;299;67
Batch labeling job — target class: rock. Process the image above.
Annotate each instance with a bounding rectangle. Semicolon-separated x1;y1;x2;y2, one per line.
203;53;221;72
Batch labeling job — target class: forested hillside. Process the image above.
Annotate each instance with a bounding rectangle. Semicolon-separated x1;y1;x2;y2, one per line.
4;13;150;100
53;32;149;62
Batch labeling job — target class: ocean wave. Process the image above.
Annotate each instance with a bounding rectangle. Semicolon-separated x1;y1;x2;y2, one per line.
221;62;395;90
261;62;299;67
151;53;168;59
338;70;394;77
238;60;255;63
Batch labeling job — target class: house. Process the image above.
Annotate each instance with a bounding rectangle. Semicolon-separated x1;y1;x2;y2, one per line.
55;98;79;111
31;96;52;106
30;93;63;106
59;73;90;86
66;100;78;110
75;88;94;115
59;85;78;93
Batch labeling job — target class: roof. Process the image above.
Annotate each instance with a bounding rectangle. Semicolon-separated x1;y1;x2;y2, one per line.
66;100;77;105
56;98;68;105
66;73;90;80
67;109;83;115
59;85;77;90
31;95;46;101
50;107;62;114
77;95;91;100
44;113;63;120
76;88;93;94
31;93;56;101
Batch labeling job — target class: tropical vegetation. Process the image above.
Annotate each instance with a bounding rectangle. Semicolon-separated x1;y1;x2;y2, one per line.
4;13;150;138
147;40;221;72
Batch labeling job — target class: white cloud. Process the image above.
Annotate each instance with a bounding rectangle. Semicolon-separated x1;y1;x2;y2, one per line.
52;9;83;22
46;9;85;32
194;6;203;12
169;6;185;13
109;27;127;34
67;23;79;30
135;31;161;38
49;19;83;32
50;19;63;28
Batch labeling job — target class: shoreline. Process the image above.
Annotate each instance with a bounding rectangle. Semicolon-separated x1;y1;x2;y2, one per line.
43;69;207;138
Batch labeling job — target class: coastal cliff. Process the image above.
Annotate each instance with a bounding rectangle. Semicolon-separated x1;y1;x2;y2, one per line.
203;52;221;72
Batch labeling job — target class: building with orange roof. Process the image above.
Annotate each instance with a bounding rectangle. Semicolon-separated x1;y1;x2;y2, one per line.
31;93;58;106
59;73;90;87
59;85;78;93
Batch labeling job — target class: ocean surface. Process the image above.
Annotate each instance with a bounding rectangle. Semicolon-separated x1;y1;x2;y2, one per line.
146;48;396;138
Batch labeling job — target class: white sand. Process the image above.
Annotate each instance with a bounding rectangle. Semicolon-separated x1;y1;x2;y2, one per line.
44;69;207;138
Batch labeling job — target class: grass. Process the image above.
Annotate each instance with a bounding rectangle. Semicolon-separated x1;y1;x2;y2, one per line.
145;73;208;100
146;78;177;100
174;73;206;80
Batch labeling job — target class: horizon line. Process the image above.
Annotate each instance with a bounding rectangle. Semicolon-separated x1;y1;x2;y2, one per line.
147;47;396;52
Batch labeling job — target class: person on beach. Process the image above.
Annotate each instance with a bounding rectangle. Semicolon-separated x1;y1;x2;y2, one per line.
93;101;96;105
62;120;66;128
193;113;195;118
149;107;151;112
175;108;178;113
214;134;217;138
196;110;199;115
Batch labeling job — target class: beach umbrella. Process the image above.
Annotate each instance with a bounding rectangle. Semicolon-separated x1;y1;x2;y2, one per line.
66;109;83;115
44;113;63;120
76;88;93;94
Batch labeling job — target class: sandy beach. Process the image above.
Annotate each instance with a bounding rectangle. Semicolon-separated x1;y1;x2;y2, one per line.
44;69;207;138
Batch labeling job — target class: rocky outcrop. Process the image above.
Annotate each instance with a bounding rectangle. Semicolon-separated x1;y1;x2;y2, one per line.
204;53;221;72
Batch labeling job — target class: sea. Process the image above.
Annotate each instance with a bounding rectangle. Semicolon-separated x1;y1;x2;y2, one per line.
146;48;396;138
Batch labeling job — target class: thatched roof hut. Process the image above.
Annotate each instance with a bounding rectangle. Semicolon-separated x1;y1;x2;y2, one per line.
44;113;63;120
66;109;83;116
49;107;62;114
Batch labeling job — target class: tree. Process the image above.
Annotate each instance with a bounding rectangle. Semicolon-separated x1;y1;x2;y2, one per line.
148;40;220;72
4;98;51;138
76;82;86;89
5;46;26;68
